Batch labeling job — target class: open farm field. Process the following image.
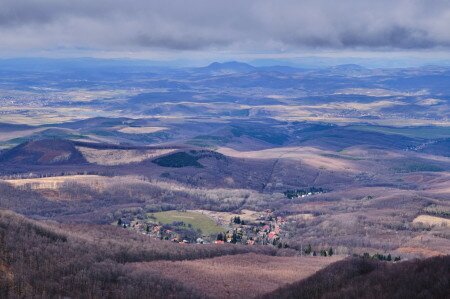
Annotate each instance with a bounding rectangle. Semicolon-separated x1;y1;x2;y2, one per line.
149;210;225;235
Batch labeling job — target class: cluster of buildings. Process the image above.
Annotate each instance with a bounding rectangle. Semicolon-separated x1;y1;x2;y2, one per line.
214;210;286;246
119;209;287;247
283;187;324;199
123;219;194;243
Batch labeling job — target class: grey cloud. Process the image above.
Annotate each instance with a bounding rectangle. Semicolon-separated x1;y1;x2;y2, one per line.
0;0;449;53
134;34;231;51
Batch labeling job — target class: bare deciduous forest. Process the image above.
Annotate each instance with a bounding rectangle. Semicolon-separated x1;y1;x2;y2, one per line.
0;210;283;298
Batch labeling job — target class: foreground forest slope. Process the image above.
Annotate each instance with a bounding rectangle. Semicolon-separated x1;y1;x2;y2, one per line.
0;209;284;298
4;207;447;298
263;255;450;299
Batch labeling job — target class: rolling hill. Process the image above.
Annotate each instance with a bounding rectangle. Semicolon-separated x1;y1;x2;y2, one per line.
0;139;87;165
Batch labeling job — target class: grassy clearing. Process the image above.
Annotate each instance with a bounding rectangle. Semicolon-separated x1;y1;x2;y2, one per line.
191;209;261;226
413;215;450;227
148;210;224;235
218;146;359;172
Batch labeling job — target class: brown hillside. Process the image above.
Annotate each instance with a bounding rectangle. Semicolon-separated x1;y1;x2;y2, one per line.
0;139;87;165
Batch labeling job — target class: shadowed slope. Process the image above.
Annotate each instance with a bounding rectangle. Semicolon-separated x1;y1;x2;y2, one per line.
263;256;450;299
0;139;87;165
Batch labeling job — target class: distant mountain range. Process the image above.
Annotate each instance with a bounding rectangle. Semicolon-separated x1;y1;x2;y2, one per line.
1;57;449;74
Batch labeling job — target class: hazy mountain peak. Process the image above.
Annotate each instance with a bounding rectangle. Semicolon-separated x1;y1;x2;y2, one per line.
205;61;256;73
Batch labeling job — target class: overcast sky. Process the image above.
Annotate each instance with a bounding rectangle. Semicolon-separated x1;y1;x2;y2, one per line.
1;0;450;60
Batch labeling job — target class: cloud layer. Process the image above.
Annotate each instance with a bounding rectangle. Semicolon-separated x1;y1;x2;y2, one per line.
1;0;450;54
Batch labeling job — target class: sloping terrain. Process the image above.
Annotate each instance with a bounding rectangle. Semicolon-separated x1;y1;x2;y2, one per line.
133;254;342;299
0;209;330;298
0;139;87;165
263;255;450;299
